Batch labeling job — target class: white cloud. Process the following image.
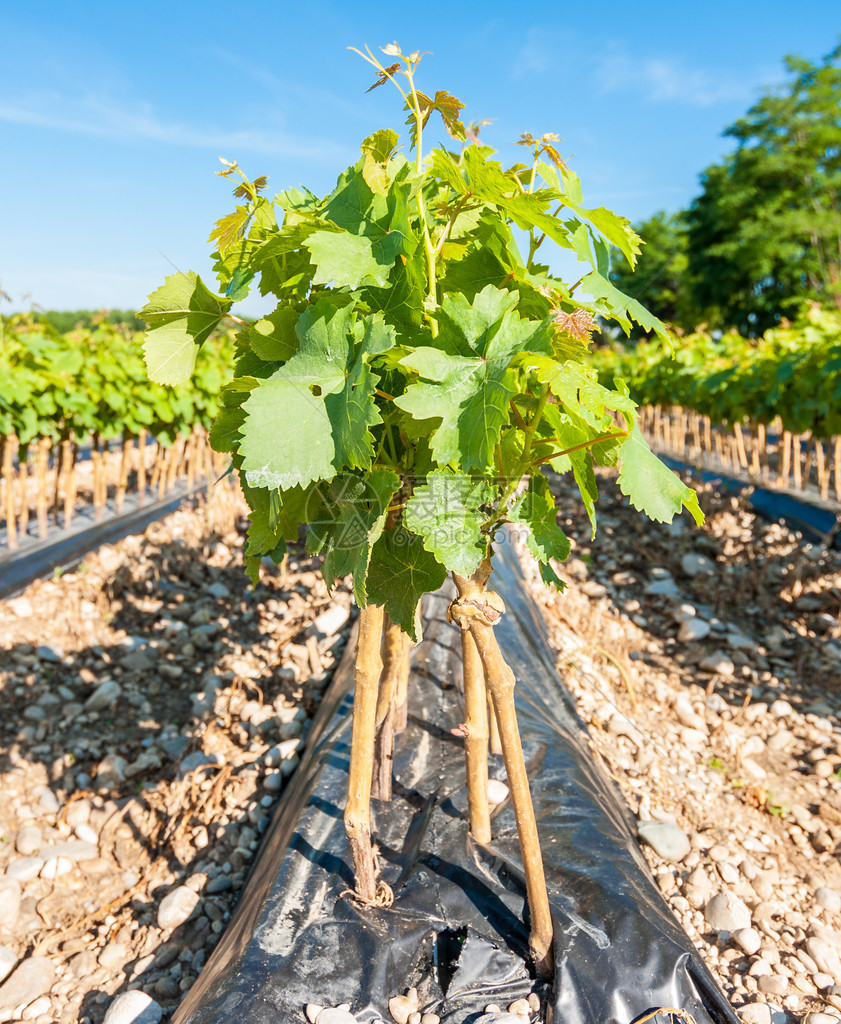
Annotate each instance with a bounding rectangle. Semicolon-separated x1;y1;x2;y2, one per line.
595;48;758;107
0;91;351;161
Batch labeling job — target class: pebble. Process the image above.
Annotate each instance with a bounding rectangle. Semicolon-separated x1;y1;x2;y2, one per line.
507;997;531;1016
681;553;715;577
15;827;42;856
99;943;129;969
738;1004;772;1024
732;928;762;955
315;1009;357;1024
40;855;73;879
388;988;419;1024
33;786;59;813
313;605;350;636
84;679;122;712
698;653;735;677
420;1015;440;1024
473;1015;523;1024
757;975;788;996
36;644;62;663
306;1005;324;1023
0;946;16;985
487;779;509;805
705;892;751;932
6;858;43;882
637;820;690;862
102;990;163;1024
157;885;200;929
0;877;22;929
816;887;841;913
678;618;711;642
805;938;841;981
808;1014;841;1024
645;578;681;598
0;957;55;1017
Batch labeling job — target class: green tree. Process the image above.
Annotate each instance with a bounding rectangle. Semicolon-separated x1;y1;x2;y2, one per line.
687;41;841;335
609;210;694;333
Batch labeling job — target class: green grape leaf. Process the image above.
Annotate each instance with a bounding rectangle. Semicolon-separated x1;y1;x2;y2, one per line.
583;268;672;346
366;528;447;642
396;286;552;470
209;407;246;453
306;469;400;604
238;302;395;490
509;473;570;588
248;306;298;362
617;424;704;525
140;272;232;385
404;470;495;577
304;228;398;289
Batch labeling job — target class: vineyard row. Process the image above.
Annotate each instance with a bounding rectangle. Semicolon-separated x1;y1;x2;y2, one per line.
639;405;841;505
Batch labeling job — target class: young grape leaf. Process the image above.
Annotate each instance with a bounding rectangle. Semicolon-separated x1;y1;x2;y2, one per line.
617;424;704;525
366;528;447;642
396;286;552;470
404;470;495;577
306;469;400;604
238;302;395;490
140;272;232;385
508;473;570;587
304;227;400;289
584;268;672;346
248;307;298;362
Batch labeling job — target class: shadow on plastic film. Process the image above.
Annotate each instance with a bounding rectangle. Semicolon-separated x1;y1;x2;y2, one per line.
173;542;739;1024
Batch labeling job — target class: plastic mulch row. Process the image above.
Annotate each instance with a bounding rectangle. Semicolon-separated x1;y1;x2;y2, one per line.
173;539;738;1024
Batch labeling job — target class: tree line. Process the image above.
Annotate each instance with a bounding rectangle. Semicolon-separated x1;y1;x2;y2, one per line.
609;41;841;337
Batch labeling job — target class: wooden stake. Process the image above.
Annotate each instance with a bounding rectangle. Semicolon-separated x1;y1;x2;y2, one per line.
65;441;78;529
2;435;18;551
91;433;104;522
734;421;748;469
460;627;491;844
344;604;385;902
137;429;148;505
834;437;841;502
18;445;29;539
116;435;131;513
372;614;409;802
450;562;553;979
815;439;829;501
793;434;803;491
780;431;792;489
36;437;50;538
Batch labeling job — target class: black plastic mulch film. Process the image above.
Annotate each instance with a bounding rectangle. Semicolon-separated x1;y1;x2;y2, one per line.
175;542;739;1024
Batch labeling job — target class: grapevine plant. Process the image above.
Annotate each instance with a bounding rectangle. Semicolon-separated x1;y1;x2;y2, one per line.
141;44;702;977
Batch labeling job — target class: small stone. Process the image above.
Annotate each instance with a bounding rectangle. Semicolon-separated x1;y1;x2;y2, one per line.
15;827;42;856
527;993;540;1013
508;998;531;1016
420;1015;440;1024
407;1013;421;1024
487;779;509;805
813;760;835;779
36;644;62;663
705;892;751;932
207;581;230;600
21;993;51;1018
757;975;788;996
157;886;200;930
0;946;16;984
681;553;715;577
33;786;59;814
678;618;711;643
637;820;690;862
484;1007;501;1015
807;1013;841;1024
816;888;841;913
389;991;419;1024
74;823;99;845
8;597;33;617
96;754;128;786
102;990;163;1024
84;679;122;712
474;1015;522;1024
315;1010;356;1024
0;957;55;1017
0;876;20;933
698;653;735;677
645;578;681;598
6;858;43;882
306;1005;324;1023
732;928;761;955
738;1004;772;1024
581;580;608;598
313;605;350;637
805;937;841;981
768;699;793;718
98;943;129;969
153;976;179;999
40;856;73;879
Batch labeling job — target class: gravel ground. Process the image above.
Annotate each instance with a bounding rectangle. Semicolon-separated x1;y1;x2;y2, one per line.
0;473;840;1024
0;503;352;1023
518;471;841;1024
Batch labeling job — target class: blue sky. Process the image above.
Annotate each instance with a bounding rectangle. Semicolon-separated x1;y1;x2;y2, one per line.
2;1;838;315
